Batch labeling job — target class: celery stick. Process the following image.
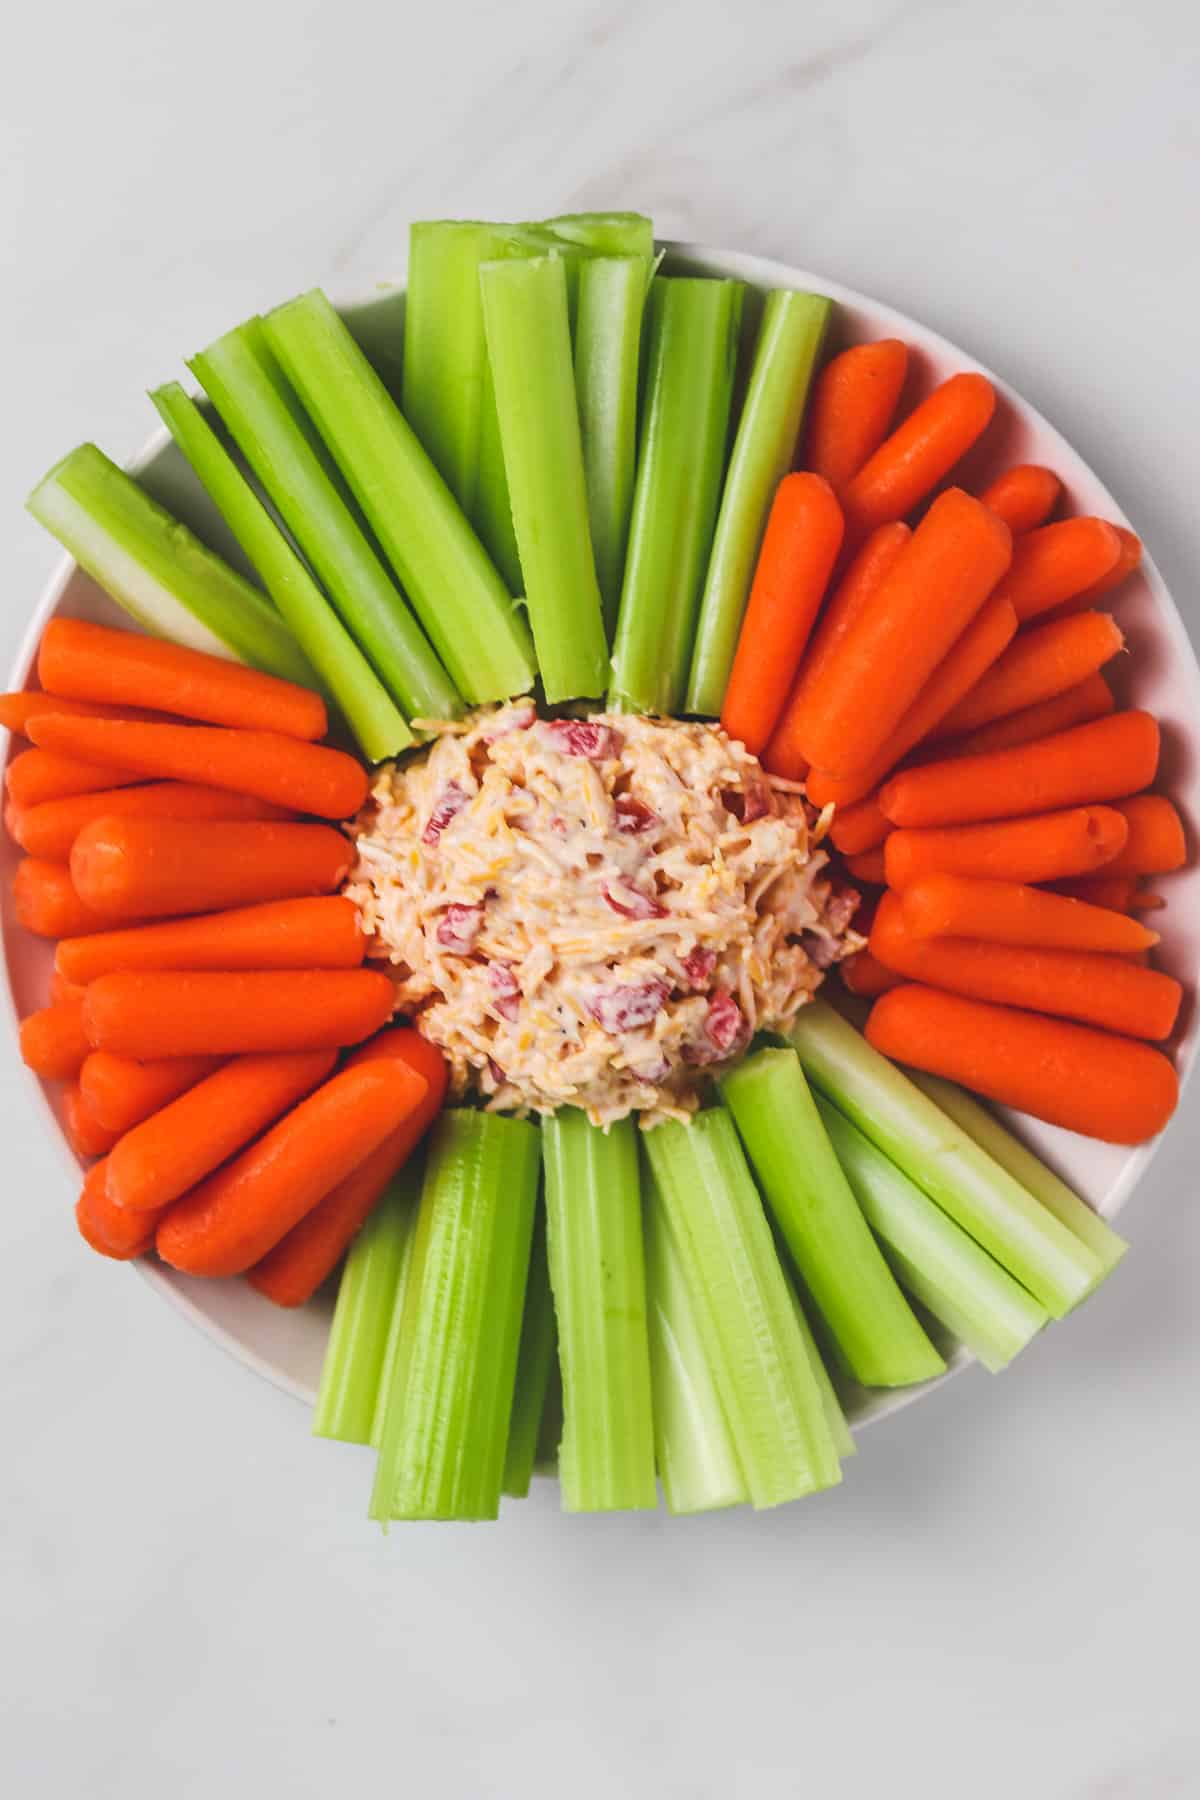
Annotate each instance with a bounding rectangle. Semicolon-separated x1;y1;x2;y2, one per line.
474;361;524;595
371;1111;540;1522
814;1095;1047;1373
609;278;743;714
503;1200;557;1500
479;257;609;701
780;1264;856;1459
643;1164;748;1515
368;1166;426;1449
538;213;655;258
150;383;412;760
313;1162;423;1444
721;1048;943;1387
264;290;536;706
789;1003;1103;1317
574;256;649;636
542;1112;657;1512
190;320;460;722
27;443;315;686
534;1356;564;1478
686;290;830;714
643;1109;842;1509
909;1074;1128;1282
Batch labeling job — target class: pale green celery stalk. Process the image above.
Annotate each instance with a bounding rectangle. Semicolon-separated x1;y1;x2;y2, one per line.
370;1112;540;1522
721;1048;943;1388
909;1074;1128;1283
541;1112;656;1512
643;1109;842;1509
312;1162;423;1444
813;1095;1047;1373
780;1265;856;1460
150;384;411;760
368;1166;425;1449
503;1200;558;1500
264;291;536;706
27;443;315;686
610;278;743;714
479;258;609;701
533;1357;564;1478
686;290;831;714
574;257;649;637
643;1164;748;1515
538;213;655;258
789;1003;1103;1317
190;320;460;722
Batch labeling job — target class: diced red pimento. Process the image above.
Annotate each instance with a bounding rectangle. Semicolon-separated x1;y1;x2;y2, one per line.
487;961;521;1020
589;980;669;1034
482;702;536;742
614;794;658;834
722;780;771;824
487;1057;507;1087
603;882;667;921
436;903;483;955
422;781;470;845
682;947;717;990
541;720;622;759
705;990;745;1054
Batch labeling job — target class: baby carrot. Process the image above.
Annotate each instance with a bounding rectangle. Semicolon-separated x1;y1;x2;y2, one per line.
6;748;142;809
829;796;891;856
79;1052;223;1134
27;715;367;820
14;782;292;861
157;1059;429;1278
106;1050;337;1213
12;859;120;939
82;969;395;1058
50;969;88;1006
938;672;1114;758
1104;796;1186;876
62;1084;122;1159
1064;526;1141;608
38;618;327;740
19;999;90;1080
978;465;1061;534
840;950;903;998
840;372;997;541
990;518;1122;622
803;339;909;491
899;874;1159;954
4;799;23;842
865;985;1178;1144
884;806;1130;889
71;816;352;921
57;896;364;984
1049;874;1141;913
846;847;887;885
934;612;1123;739
720;473;844;753
76;1158;159;1260
0;692;159;736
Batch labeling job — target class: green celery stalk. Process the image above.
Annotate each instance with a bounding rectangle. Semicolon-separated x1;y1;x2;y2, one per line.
27;443;315;686
610;277;743;713
537;212;655;258
541;1112;657;1512
370;1111;540;1522
909;1074;1128;1283
789;1003;1103;1317
814;1095;1048;1373
264;290;536;706
643;1109;842;1509
779;1263;856;1459
574;256;649;636
312;1161;423;1444
533;1355;564;1478
502;1199;558;1500
721;1048;943;1387
686;290;831;714
150;383;412;760
367;1174;424;1450
479;257;610;701
190;320;460;722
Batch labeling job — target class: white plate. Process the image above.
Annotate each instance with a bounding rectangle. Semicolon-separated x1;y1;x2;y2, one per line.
4;243;1198;1427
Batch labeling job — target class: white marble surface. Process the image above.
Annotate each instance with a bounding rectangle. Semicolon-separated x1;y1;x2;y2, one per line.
4;3;1200;1795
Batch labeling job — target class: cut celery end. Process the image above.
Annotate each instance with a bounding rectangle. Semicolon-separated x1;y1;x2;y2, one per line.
264;290;536;706
813;1095;1048;1373
643;1109;842;1510
609;277;744;714
27;443;316;687
313;1161;423;1444
779;1264;856;1460
721;1048;943;1388
789;1003;1103;1318
190;320;460;722
503;1199;558;1500
574;256;649;638
370;1111;540;1522
150;383;412;760
479;257;610;702
537;213;655;258
686;289;831;715
542;1112;657;1512
909;1074;1128;1287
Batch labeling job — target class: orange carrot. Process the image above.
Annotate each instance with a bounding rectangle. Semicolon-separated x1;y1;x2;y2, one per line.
76;1158;159;1259
978;465;1061;534
62;1084;122;1159
840;372;997;541
1062;526;1142;609
885;806;1129;889
83;969;395;1059
249;1029;450;1307
27;715;367;820
1103;796;1186;876
107;1050;337;1213
879;711;1159;829
38;618;327;740
765;523;911;779
12;858;124;938
19;999;90;1079
899;873;1158;954
937;672;1114;758
57;896;364;985
866;984;1178;1144
4;799;24;842
840;950;904;998
829;796;891;856
6;748;142;809
156;1059;429;1278
721;474;844;753
788;488;1012;777
80;1052;223;1134
13;781;292;862
0;691;160;736
990;518;1122;622
869;890;1180;1040
846;847;887;885
803;340;909;491
50;972;88;1010
71;816;352;921
1049;874;1156;914
933;612;1123;739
